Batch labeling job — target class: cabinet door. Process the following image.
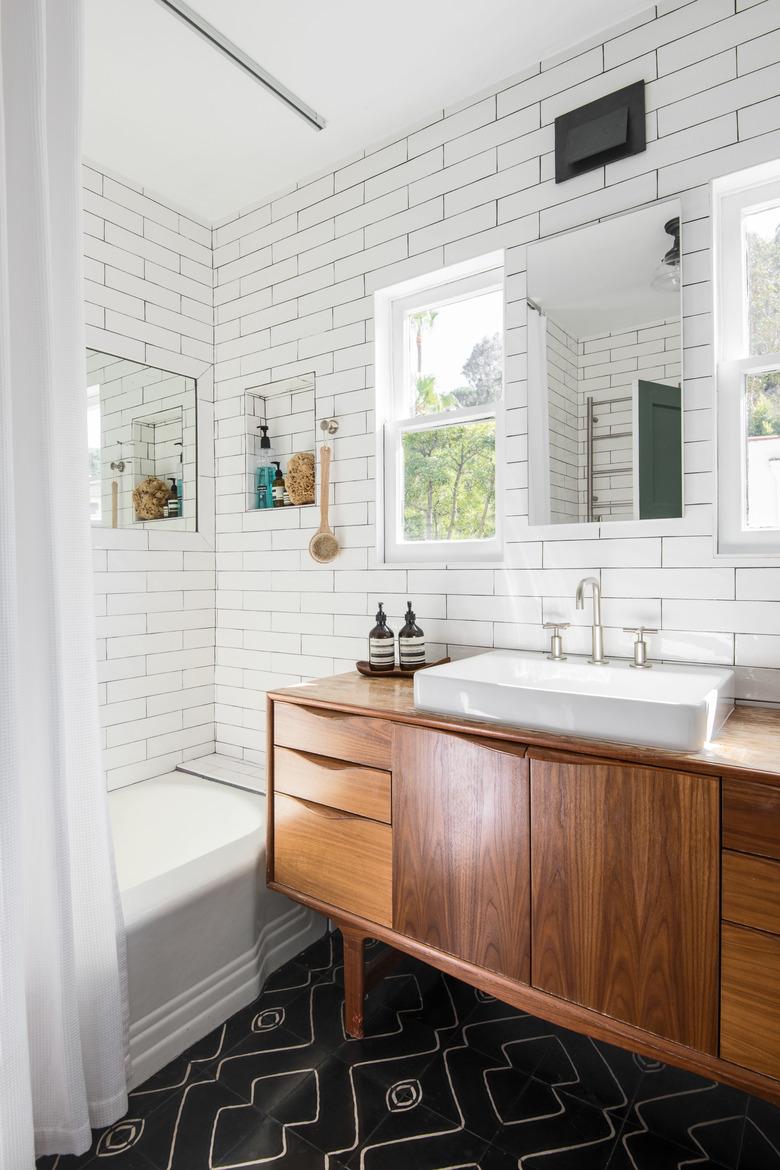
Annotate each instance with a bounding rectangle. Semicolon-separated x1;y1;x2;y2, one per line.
393;725;530;983
530;753;719;1053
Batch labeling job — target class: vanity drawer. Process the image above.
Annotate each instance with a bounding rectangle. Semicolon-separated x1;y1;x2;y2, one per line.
274;746;391;824
273;792;392;927
721;922;780;1080
723;779;780;861
723;850;780;936
273;701;392;770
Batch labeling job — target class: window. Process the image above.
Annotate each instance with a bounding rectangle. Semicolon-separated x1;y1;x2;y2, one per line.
716;163;780;554
375;257;504;563
87;384;102;524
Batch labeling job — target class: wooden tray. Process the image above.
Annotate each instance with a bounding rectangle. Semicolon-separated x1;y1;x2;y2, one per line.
355;657;450;678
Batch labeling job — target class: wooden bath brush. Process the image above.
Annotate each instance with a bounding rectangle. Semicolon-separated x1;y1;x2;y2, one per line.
309;444;339;562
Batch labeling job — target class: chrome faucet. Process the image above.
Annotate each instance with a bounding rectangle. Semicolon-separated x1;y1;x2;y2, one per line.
575;576;607;664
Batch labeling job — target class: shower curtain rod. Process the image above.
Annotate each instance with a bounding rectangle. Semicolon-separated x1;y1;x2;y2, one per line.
152;0;326;131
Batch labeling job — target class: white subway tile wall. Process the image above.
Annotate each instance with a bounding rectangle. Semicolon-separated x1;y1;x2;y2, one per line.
210;0;780;775
85;167;216;789
87;1;780;787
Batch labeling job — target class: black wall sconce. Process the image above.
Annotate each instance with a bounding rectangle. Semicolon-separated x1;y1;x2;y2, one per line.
555;80;646;183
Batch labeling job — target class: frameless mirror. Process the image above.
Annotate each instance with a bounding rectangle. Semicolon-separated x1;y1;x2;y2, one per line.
527;200;683;525
87;350;197;530
243;373;317;511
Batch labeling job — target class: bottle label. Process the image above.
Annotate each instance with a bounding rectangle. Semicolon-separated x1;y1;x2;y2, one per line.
399;635;426;667
369;637;395;669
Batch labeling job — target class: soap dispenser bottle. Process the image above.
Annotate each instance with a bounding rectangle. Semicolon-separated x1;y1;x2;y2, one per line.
254;424;275;509
272;461;286;507
166;478;180;518
368;603;395;672
399;601;425;670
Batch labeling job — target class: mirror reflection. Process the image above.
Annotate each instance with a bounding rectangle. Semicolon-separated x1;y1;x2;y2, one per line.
87;350;197;530
527;201;683;525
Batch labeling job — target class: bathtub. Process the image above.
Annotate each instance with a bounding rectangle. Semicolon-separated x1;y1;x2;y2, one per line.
109;771;325;1089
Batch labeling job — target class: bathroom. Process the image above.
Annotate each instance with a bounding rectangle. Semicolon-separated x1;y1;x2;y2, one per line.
4;0;780;1165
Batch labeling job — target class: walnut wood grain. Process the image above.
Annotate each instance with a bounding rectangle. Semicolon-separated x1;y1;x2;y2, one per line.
274;700;392;769
723;778;780;860
340;926;367;1039
529;751;719;1052
274;746;391;823
269;672;780;786
269;879;780;1106
392;725;530;983
722;923;780;1080
272;792;392;927
723;851;780;936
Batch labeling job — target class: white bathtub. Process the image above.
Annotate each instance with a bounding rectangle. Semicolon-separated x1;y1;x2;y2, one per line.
109;772;325;1089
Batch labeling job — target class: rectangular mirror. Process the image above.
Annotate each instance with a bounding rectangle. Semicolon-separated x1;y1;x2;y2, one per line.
527;200;683;525
86;350;198;531
244;372;317;511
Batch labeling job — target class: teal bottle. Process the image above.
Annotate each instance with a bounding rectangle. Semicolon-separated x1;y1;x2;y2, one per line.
255;424;275;509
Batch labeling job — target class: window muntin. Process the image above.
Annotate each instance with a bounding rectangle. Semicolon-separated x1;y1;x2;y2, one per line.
381;264;503;563
716;169;780;554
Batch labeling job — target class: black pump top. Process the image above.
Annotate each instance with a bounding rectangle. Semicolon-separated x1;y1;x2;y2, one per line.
400;600;423;637
168;478;178;498
272;461;283;477
258;424;271;449
370;602;394;637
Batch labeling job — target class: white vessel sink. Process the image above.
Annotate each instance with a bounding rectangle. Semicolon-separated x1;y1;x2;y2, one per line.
414;650;735;752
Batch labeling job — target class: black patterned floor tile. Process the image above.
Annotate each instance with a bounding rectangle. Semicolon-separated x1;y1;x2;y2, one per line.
739;1095;780;1169
343;1097;488;1170
529;1028;647;1122
624;1062;749;1169
610;1119;737;1169
35;931;780;1170
491;1077;620;1168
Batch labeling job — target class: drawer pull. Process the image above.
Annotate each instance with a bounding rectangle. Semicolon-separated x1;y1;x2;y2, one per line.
292;797;359;821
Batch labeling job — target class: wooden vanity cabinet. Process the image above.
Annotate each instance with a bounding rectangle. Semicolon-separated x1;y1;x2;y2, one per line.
267;687;780;1105
529;750;719;1053
392;725;530;983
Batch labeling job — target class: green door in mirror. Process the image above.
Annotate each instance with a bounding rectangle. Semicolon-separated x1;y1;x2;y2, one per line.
637;380;682;520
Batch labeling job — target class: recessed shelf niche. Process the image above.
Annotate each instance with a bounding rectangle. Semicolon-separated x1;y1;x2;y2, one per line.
244;373;317;512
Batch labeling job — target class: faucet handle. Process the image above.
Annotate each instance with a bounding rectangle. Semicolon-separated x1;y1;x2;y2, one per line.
543;621;570;661
623;626;657;669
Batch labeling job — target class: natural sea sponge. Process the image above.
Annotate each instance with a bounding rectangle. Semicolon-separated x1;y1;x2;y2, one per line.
133;475;171;520
285;451;316;505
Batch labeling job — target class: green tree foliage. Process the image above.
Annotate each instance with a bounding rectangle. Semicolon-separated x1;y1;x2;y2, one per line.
402;320;501;542
454;333;502;407
403;421;496;541
746;224;780;436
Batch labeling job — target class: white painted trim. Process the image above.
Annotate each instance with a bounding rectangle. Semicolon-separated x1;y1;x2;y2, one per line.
714;162;780;556
375;257;504;565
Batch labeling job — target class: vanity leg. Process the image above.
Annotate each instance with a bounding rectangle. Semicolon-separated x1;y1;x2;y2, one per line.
340;926;367;1038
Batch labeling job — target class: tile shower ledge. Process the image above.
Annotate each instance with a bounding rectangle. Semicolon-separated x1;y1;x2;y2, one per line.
269;670;780;786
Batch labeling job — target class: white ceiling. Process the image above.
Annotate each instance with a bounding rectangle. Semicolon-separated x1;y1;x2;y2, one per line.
84;0;652;223
527;201;682;338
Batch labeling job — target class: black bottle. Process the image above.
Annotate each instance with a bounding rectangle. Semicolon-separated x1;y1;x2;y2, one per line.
166;478;179;518
399;601;426;670
368;603;395;672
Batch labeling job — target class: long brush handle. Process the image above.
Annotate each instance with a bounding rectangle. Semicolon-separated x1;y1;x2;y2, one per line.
319;445;331;528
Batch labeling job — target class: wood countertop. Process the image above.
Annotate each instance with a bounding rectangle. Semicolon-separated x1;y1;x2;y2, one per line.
269;670;780;786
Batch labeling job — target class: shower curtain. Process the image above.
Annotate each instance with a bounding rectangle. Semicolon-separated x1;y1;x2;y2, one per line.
0;0;128;1164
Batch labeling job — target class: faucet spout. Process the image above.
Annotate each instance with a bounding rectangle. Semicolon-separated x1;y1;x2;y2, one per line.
575;576;607;664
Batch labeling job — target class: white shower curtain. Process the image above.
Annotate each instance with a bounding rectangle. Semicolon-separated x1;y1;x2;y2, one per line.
0;1;128;1164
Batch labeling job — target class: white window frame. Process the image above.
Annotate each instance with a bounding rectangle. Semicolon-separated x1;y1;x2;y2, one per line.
374;255;505;565
715;164;780;555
